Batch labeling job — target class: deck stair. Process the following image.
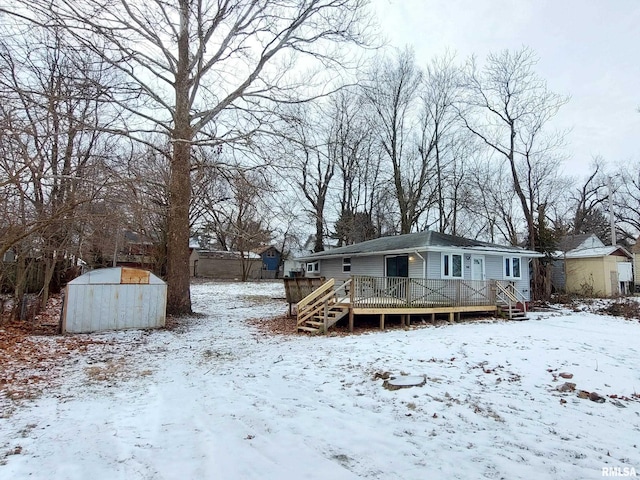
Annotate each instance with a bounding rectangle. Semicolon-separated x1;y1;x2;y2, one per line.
296;278;351;334
496;281;528;320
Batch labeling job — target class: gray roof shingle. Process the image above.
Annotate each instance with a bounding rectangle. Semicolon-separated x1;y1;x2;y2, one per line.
297;230;536;260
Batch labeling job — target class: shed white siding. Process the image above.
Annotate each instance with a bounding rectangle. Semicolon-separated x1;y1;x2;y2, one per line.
63;267;167;333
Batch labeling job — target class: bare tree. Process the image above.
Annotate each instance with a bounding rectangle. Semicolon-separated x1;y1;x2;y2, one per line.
565;158;610;242
7;0;373;313
465;157;522;245
460;47;569;299
278;101;337;252
613;160;640;243
364;49;436;234
196;167;272;280
0;23;119;309
419;54;467;234
328;89;379;245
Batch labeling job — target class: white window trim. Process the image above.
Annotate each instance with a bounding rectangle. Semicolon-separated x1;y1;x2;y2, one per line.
504;256;522;280
342;257;351;273
306;261;320;273
441;252;464;279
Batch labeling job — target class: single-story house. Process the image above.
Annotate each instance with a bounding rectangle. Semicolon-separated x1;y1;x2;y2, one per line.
551;234;633;296
294;230;543;333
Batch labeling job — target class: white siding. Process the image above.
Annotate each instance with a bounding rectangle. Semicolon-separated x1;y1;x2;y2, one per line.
427;252;441;279
485;255;503;280
318;255;385;280
409;253;426;277
317;258;344;280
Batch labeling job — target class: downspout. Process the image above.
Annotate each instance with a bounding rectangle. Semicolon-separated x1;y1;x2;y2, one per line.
414;251;426;278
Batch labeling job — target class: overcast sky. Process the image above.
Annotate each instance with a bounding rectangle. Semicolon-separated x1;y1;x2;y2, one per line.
372;0;640;180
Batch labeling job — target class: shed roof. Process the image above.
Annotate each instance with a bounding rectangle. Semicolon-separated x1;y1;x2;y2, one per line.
296;230;542;261
68;267;165;285
565;246;632;259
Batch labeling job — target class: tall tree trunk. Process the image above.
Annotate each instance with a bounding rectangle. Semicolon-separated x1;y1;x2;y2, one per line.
166;2;192;315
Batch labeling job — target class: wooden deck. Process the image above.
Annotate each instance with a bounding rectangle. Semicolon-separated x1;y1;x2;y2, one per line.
294;276;517;333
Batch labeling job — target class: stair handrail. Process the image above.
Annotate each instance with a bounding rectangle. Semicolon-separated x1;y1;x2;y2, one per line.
297;278;352;331
298;278;335;310
297;279;338;327
508;283;528;315
496;281;528;316
333;278;352;303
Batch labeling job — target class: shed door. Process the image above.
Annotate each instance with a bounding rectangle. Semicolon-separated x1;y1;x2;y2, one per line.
617;262;633;282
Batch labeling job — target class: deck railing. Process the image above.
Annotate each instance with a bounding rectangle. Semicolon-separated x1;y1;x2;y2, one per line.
350;276;496;309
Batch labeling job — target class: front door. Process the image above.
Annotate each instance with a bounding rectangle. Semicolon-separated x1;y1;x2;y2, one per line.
471;255;485;281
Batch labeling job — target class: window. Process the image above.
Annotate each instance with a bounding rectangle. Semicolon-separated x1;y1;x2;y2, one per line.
504;257;521;279
306;261;320;273
442;253;463;278
266;249;276;258
342;257;351;273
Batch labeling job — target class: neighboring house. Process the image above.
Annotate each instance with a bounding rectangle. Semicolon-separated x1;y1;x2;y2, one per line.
294;230;543;333
552;234;633;296
254;245;282;279
283;235;339;278
96;230;157;271
283;248;306;278
190;249;262;280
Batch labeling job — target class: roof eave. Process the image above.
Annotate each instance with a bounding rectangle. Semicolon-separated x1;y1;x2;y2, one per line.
296;245;543;261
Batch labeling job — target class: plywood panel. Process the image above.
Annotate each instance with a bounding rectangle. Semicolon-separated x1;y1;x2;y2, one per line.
121;268;150;284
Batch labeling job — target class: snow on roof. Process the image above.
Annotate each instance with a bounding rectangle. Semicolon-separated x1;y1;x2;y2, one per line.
565;246;632;259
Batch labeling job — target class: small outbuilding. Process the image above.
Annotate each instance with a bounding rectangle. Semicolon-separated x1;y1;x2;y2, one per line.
62;267;167;333
551;235;633;296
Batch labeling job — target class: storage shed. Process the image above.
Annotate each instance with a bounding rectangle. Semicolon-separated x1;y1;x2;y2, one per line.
62;267;167;333
559;246;633;296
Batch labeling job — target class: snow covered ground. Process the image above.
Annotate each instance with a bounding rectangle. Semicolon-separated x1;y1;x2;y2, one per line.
1;281;639;479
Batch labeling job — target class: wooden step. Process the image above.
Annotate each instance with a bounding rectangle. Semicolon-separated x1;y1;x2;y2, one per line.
297;326;321;333
312;313;344;321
